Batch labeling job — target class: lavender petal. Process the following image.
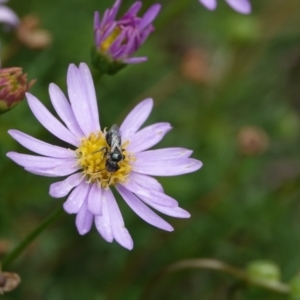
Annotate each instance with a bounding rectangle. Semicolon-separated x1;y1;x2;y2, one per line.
26;93;79;147
127;122;172;153
99;8;110;29
225;0;251;14
122;57;148;64
139;25;154;45
116;185;173;231
94;28;102;48
94;11;100;28
67;64;98;136
8;130;76;158
117;33;136;58
136;189;178;208
109;29;127;55
120;98;153;141
113;29;136;57
75;200;93;235
87;183;102;215
49;83;84;138
198;0;217;10
7;152;75;169
138;4;161;31
78;63;101;131
132;158;203;176
63;181;90;214
105;189;133;250
140;198;191;218
98;22;117;45
0;5;19;27
121;181;177;207
25;163;79;177
135;148;193;162
128;172;164;193
49;173;83;198
95;190;113;242
123;1;142;17
108;0;121;22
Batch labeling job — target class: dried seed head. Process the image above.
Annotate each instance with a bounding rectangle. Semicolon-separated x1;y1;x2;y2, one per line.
16;14;52;49
180;48;211;84
237;126;269;156
0;271;21;294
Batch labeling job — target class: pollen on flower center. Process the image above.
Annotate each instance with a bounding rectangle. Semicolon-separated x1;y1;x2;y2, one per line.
76;131;133;189
100;27;122;53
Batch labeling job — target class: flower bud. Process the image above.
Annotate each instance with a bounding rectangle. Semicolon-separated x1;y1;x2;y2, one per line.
246;260;281;284
92;0;161;76
0;67;36;114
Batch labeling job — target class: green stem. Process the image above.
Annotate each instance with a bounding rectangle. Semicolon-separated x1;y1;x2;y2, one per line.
140;259;290;300
91;69;103;83
1;206;64;269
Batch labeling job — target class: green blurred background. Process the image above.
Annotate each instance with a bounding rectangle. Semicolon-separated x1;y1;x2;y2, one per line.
1;0;300;299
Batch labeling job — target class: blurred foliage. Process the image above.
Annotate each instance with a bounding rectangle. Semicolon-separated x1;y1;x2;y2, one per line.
1;0;300;299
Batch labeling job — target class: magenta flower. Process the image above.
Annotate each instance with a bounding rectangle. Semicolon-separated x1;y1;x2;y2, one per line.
93;0;161;65
0;0;19;28
7;63;202;250
198;0;251;14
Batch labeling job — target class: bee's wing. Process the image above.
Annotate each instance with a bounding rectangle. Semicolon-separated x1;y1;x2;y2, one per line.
110;128;122;152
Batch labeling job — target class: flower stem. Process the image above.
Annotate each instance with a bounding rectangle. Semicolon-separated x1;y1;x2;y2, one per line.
1;206;64;269
91;69;103;83
140;259;290;300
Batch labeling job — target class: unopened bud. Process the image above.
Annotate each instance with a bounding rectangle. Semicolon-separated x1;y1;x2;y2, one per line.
226;16;260;44
92;1;160;76
0;271;21;294
0;67;36;114
246;260;281;284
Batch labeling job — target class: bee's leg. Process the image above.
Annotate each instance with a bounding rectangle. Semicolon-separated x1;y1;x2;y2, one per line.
108;174;112;185
93;147;108;157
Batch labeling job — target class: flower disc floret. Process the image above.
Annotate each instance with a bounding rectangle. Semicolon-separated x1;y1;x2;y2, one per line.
76;131;133;189
100;27;122;53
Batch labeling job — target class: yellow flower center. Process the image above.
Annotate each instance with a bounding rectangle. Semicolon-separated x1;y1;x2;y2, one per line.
76;131;133;189
100;27;122;52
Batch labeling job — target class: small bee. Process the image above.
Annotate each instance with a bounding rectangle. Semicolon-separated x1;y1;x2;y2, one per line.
101;124;125;173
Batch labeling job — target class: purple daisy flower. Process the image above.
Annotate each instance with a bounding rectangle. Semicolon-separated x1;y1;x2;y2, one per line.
0;0;19;28
7;63;202;250
198;0;251;14
93;0;161;65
